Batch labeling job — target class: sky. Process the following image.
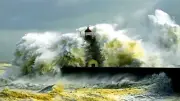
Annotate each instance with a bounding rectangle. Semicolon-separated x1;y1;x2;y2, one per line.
0;0;180;62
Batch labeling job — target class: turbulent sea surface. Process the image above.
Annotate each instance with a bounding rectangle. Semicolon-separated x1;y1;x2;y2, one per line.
0;10;180;101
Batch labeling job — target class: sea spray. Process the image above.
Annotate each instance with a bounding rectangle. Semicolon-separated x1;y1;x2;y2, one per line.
12;24;145;75
147;9;180;66
78;24;145;67
10;9;180;76
13;32;84;75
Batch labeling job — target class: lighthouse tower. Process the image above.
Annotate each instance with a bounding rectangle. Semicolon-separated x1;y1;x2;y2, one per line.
83;26;104;67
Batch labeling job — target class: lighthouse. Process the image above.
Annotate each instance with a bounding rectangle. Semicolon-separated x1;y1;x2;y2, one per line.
82;26;104;67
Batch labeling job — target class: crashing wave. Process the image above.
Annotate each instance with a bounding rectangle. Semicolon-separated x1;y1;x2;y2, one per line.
12;24;145;75
9;9;180;76
147;9;180;66
148;9;180;50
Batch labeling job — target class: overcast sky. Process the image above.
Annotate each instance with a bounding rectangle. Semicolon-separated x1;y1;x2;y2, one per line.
0;0;180;62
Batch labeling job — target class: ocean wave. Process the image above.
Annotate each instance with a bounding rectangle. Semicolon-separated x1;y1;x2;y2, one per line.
8;9;180;75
